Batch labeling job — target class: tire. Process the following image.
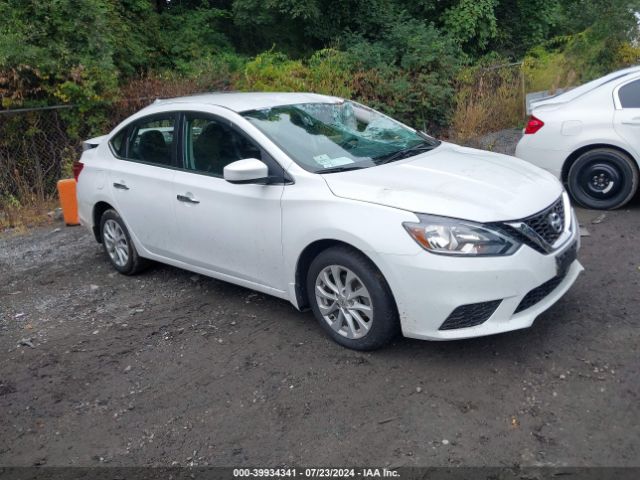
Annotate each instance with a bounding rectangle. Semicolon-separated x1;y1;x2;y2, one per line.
100;209;148;275
567;148;639;210
306;246;399;350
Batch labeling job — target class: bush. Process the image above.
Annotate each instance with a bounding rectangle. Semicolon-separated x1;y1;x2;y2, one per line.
343;18;463;131
451;63;524;141
237;49;353;98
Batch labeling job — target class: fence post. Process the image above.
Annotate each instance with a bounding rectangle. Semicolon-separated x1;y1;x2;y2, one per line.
521;61;527;121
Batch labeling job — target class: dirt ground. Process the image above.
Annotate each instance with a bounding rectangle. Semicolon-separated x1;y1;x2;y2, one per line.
1;136;639;467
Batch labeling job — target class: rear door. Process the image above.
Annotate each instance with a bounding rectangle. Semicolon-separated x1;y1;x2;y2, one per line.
108;112;179;257
614;77;640;160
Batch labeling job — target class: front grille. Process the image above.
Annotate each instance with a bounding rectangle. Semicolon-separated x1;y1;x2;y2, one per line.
489;196;566;254
523;196;565;245
491;224;547;254
439;300;502;330
514;275;565;314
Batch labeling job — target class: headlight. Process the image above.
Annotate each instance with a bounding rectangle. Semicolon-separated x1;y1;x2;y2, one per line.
403;214;520;256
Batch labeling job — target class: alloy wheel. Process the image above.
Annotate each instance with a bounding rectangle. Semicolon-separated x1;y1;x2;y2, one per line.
103;219;129;267
314;265;373;339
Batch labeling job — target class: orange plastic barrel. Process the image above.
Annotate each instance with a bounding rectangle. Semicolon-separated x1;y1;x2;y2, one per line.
56;179;80;226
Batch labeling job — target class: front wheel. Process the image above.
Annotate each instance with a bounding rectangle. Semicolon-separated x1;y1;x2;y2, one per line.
306;246;399;350
567;148;638;209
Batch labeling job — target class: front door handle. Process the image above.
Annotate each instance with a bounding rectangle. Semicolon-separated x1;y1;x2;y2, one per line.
622;120;640;126
177;194;200;204
113;182;129;190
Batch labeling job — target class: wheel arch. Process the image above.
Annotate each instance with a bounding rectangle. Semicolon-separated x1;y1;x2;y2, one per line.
293;239;393;311
562;143;639;184
92;201;115;243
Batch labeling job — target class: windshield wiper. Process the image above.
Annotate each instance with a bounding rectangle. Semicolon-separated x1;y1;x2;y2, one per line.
375;141;439;165
316;165;369;174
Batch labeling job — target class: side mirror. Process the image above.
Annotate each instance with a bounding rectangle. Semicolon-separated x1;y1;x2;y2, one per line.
223;158;269;184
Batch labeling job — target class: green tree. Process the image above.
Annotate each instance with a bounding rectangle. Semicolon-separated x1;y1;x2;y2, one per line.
443;0;499;53
0;0;120;107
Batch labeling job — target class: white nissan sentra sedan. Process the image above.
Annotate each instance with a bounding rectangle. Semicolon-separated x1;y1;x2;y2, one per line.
76;92;583;350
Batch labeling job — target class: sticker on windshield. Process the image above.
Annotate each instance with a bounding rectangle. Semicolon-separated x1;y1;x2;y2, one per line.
314;154;355;168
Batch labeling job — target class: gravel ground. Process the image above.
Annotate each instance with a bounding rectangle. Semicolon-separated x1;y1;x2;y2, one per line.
469;128;524;155
1;132;639;467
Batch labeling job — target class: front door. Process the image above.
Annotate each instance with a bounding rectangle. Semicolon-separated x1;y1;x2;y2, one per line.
172;112;286;291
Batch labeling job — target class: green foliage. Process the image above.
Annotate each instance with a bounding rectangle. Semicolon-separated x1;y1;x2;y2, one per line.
343;18;462;128
2;0;640;214
443;0;498;53
154;7;231;73
0;0;120;108
238;49;353;98
1;0;639;134
494;0;562;56
524;23;640;95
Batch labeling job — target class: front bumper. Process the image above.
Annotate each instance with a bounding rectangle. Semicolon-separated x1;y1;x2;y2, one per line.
379;213;583;340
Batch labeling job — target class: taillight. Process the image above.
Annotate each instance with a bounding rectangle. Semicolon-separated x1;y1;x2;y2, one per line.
524;115;544;134
73;161;84;182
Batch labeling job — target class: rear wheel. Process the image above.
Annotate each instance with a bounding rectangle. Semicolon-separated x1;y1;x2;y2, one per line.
306;246;399;350
567;148;638;209
100;209;147;275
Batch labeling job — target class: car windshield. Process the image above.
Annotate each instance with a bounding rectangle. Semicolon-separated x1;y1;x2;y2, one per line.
241;101;439;173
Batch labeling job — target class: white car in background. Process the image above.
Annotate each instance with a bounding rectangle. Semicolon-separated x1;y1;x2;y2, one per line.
516;66;640;209
76;92;582;350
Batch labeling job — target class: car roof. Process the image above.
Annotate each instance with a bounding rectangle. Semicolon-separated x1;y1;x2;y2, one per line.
532;65;640;108
152;91;344;113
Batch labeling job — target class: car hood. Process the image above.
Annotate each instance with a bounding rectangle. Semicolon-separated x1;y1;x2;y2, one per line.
321;142;563;223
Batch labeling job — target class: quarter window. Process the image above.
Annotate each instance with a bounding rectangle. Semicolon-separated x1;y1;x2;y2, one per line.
184;114;263;176
619;80;640;108
109;129;127;157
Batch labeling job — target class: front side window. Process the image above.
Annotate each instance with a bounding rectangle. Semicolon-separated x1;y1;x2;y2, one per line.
619;80;640;108
126;115;177;166
241;101;439;173
184;114;263;176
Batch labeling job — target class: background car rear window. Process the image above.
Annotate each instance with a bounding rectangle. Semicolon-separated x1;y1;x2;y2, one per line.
619;80;640;108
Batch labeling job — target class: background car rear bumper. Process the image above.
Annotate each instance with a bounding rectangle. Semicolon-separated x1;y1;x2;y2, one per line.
515;137;568;179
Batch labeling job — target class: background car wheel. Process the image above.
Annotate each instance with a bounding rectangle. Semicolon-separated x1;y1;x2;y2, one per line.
100;209;148;275
567;148;639;210
306;246;399;350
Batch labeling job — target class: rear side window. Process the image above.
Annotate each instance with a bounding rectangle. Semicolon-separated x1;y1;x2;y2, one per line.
619;80;640;108
109;114;178;166
128;116;177;166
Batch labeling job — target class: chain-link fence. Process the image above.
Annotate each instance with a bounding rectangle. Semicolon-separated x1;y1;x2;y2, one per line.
0;96;162;217
0;86;229;220
0;106;81;209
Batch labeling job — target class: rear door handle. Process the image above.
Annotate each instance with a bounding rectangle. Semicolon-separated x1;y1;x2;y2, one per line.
177;194;200;204
113;182;129;190
622;121;640;126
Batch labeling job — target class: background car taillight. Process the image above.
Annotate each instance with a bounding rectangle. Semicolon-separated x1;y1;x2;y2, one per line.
524;116;544;134
72;160;84;181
